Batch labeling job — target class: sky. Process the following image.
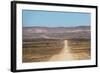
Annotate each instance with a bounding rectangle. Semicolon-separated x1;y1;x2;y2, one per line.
22;10;91;27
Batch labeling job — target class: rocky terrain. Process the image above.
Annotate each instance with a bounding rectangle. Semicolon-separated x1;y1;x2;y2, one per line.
23;26;90;39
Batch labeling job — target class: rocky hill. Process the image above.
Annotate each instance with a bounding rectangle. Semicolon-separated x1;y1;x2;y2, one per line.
23;26;90;39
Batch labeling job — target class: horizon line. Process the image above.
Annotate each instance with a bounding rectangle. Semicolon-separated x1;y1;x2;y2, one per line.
23;25;90;28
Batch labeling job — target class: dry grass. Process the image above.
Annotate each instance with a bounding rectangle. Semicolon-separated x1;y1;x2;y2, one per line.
22;39;64;62
22;39;90;63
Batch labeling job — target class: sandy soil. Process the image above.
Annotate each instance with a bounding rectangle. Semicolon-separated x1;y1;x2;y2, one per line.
49;40;74;61
49;40;90;61
23;39;90;62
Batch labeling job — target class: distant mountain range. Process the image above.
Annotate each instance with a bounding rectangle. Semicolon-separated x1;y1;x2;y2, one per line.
23;26;91;39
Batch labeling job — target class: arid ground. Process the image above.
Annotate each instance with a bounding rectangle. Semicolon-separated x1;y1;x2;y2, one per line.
22;39;90;63
22;26;91;63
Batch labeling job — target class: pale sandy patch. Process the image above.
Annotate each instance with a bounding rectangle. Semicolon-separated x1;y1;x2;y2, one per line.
49;40;74;61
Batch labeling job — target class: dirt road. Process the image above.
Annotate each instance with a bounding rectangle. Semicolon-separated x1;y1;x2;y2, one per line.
49;40;74;61
49;39;90;61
